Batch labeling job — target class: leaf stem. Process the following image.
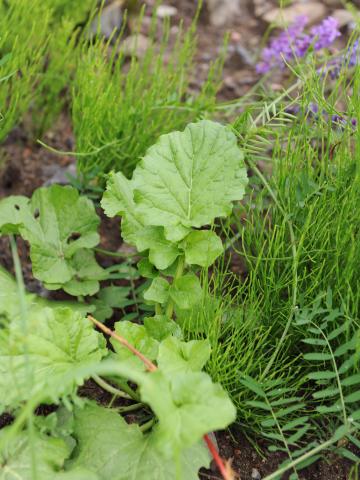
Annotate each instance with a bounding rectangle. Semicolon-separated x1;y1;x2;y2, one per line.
94;247;136;258
92;374;132;399
165;255;185;319
139;418;155;432
88;315;157;372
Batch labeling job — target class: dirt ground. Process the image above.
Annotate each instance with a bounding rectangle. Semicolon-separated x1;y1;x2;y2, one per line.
0;1;358;478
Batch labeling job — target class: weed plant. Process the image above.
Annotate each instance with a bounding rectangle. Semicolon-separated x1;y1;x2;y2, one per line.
72;5;225;180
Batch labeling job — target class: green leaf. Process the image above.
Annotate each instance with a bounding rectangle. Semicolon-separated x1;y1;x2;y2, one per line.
92;285;132;321
341;374;360;387
101;171;144;245
69;403;210;480
307;371;336;381
181;230;223;267
0;426;98;480
0;195;31;234
137;258;158;278
157;337;211;375
144;277;170;304
138;369;236;456
303;352;333;361
101;174;180;270
169;274;202;310
240;376;266;398
136;226;180;270
0;307;106;411
0;265;93;321
345;390;360;404
312;388;338;399
112;321;158;370
132;120;247;229
144;315;183;341
53;249;106;296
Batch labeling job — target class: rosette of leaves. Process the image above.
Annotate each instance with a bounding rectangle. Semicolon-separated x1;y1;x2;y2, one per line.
0;184;106;296
102;119;248;323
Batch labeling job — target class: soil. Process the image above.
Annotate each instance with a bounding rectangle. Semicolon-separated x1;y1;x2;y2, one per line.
0;1;358;479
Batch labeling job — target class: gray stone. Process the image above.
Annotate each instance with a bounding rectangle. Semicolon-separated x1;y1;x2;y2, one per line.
263;3;326;26
206;0;242;27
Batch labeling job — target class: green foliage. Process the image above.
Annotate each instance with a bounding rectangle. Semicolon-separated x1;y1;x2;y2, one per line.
72;12;226;178
0;307;106;412
0;185;105;295
69;403;210;480
0;0;94;142
102;120;247;328
0;426;97;480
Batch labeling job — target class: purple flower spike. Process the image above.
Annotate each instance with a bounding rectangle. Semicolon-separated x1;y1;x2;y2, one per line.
310;17;341;50
256;16;341;74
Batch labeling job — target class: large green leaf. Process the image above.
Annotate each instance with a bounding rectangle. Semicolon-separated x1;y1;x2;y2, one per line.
0;307;106;411
25;185;101;287
0;427;98;480
132;120;247;229
69;403;210;480
0;185;103;295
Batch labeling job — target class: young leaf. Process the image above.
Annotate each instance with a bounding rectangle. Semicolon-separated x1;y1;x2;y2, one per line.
101;171;144;245
181;230;223;267
136;226;180;270
144;315;183;341
69;403;210;480
169;273;202;310
157;336;211;374
132;120;248;229
143;277;170;304
138;369;236;456
111;321;159;370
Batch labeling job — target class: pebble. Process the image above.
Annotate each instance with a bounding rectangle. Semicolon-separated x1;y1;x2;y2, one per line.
332;9;357;29
206;0;242;27
156;5;177;18
251;467;262;480
263;3;327;26
119;34;151;59
91;0;123;39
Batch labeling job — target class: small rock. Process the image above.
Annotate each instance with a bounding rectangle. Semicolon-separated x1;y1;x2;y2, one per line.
156;5;177;18
263;3;327;26
43;163;76;186
206;0;242;27
120;34;150;58
251;468;262;480
91;1;123;40
332;9;357;29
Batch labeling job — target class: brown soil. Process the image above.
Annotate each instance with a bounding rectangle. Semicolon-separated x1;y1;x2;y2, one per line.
0;1;357;479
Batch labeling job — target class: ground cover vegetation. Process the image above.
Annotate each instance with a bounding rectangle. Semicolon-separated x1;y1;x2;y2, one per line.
0;1;359;479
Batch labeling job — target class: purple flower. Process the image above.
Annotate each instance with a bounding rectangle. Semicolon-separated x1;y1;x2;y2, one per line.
310;17;341;50
256;16;310;73
256;16;341;74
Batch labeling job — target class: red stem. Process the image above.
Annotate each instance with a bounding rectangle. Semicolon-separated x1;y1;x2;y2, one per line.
204;434;233;480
